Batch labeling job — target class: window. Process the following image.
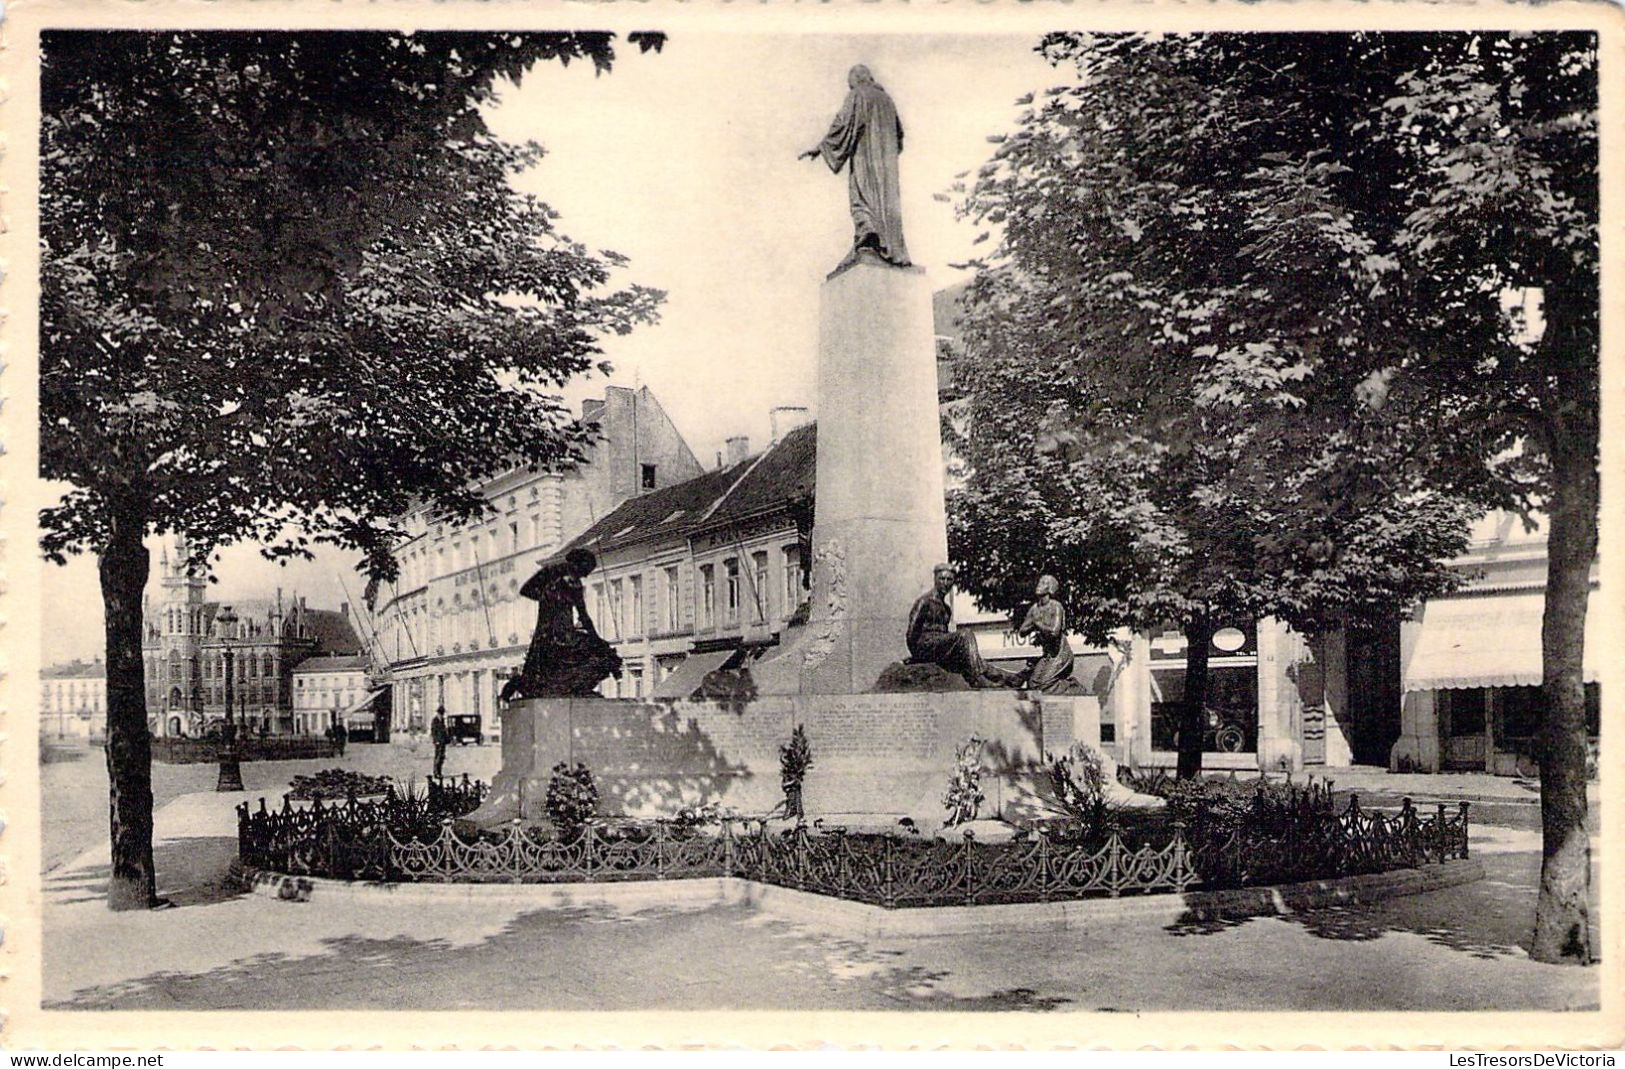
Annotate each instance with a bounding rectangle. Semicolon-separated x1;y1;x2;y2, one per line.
627;576;643;638
752;552;770;623
783;545;801;611
1497;687;1542;740
723;559;741;624
609;579;624;640
509;521;520;555
1443;689;1487;737
698;565;715;629
641;464;657;490
530;515;543;547
664;566;681;632
628;666;645;699
1149;666;1259;754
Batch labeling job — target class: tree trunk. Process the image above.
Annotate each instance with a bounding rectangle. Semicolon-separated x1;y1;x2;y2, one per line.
1176;614;1213;780
1530;440;1596;963
99;503;157;911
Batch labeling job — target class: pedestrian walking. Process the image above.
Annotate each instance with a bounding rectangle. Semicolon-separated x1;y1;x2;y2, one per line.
335;720;348;757
431;706;449;779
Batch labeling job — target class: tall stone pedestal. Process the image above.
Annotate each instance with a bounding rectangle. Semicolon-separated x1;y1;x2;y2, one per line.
755;258;946;695
465;692;1083;831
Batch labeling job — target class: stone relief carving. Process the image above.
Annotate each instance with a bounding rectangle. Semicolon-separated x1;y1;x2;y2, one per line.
800;537;847;673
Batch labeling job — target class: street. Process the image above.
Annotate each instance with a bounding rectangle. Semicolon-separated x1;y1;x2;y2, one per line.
40;737;501;873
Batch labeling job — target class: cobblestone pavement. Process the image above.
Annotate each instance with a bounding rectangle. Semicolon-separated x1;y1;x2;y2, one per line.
40;787;1601;1016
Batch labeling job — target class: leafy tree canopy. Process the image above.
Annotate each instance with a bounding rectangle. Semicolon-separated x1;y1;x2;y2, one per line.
41;30;668;590
948;31;1594;641
949;29;1598;954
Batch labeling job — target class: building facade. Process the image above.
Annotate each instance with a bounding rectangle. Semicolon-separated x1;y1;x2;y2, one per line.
290;655;374;737
141;539;365;737
1392;511;1602;774
568;416;816;699
373;387;706;736
41;660;108;741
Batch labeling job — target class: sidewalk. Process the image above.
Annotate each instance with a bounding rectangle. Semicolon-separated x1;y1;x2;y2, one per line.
1316;765;1600;806
41;790;1600;1015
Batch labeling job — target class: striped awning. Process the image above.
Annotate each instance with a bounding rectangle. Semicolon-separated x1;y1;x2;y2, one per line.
1403;590;1604;692
342;687;387;722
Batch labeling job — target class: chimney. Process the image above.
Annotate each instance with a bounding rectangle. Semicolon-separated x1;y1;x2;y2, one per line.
725;435;751;467
769;406;811;445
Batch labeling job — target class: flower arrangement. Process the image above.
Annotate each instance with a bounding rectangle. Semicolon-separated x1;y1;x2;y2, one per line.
545;762;599;836
1048;743;1117;839
942;735;985;827
779;724;814;819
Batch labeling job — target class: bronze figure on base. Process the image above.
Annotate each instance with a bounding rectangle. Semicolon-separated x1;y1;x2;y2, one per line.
905;563;1013;689
1017;574;1083;695
500;548;622;702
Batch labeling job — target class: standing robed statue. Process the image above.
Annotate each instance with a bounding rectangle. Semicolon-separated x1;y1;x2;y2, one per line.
800;64;911;269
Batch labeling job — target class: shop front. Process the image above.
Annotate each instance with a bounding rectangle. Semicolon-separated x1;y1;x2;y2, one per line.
1393;588;1603;774
1096;617;1353;774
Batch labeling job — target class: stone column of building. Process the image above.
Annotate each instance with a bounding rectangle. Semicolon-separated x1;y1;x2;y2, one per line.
760;259;947;695
1390;615;1439;771
1105;632;1153;766
1255;618;1305;772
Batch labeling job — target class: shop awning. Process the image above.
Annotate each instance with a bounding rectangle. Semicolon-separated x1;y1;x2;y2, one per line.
342;688;387;721
652;651;735;700
1403;590;1604;692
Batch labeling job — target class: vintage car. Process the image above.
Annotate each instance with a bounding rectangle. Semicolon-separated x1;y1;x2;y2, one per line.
447;714;483;745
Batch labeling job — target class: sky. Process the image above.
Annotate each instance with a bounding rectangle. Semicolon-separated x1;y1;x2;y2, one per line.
40;31;1062;667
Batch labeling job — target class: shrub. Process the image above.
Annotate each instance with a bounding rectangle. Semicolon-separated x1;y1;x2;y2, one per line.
942;735;985;827
287;768;392;801
1116;762;1172;798
545;762;598;835
1161;774;1336;842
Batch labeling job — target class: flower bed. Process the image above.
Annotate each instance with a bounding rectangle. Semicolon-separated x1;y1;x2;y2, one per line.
286;769;394;801
238;776;1470;907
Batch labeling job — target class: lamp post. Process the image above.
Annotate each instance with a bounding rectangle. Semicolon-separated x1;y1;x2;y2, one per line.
215;606;243;792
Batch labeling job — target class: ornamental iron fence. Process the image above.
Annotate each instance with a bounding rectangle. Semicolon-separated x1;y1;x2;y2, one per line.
153;735;339;764
237;781;1469;907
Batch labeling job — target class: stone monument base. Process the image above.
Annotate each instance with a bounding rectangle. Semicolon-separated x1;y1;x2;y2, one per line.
466;691;1103;831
